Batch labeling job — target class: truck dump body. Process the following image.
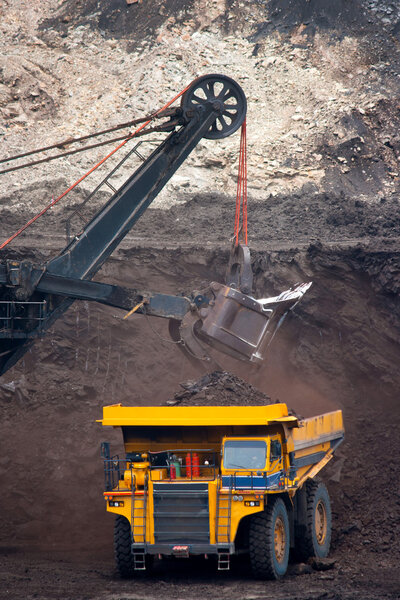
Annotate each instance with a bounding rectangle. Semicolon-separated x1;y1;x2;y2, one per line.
101;403;297;427
100;403;344;577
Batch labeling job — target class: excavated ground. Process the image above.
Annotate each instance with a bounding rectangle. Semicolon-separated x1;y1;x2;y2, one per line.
1;1;400;599
1;240;399;600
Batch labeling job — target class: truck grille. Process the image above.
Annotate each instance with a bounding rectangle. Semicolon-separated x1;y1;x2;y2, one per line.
153;482;210;543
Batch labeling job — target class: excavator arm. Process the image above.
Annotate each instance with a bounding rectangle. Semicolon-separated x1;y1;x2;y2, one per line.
0;74;310;376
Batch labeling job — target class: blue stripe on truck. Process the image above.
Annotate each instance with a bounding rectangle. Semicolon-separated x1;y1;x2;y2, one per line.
222;471;283;490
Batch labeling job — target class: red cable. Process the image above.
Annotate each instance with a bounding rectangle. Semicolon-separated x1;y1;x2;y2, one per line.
0;84;191;250
243;120;248;244
234;126;242;245
234;119;247;246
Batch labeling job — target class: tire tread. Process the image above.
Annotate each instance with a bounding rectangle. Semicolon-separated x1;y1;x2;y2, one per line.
297;479;331;560
114;515;134;578
249;498;289;580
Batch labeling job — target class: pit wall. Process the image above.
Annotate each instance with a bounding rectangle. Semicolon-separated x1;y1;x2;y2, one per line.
0;244;399;553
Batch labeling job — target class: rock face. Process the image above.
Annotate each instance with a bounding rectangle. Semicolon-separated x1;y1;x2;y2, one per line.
2;0;400;211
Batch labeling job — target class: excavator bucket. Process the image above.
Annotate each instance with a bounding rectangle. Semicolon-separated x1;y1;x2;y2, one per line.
175;244;311;365
178;281;311;364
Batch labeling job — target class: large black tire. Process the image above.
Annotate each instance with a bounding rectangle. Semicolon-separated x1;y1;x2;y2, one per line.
114;515;134;578
297;480;332;560
249;497;290;580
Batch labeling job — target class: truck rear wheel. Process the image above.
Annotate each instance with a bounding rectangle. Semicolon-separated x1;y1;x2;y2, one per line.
249;497;290;579
297;480;332;560
114;515;134;578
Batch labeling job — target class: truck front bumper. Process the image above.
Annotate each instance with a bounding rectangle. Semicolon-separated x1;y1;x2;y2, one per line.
133;542;235;556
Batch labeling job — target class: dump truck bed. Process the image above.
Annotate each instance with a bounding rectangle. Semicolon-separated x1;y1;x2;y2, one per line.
99;403;299;427
100;404;344;477
291;411;344;449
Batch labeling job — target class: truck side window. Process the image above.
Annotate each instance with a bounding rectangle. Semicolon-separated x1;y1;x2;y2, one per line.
223;440;267;470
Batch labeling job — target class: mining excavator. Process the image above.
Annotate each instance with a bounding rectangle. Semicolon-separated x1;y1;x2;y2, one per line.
0;74;311;376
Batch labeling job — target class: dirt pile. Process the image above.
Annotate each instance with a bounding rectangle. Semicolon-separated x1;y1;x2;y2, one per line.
165;370;273;406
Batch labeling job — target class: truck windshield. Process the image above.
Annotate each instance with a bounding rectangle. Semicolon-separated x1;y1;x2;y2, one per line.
223;440;267;470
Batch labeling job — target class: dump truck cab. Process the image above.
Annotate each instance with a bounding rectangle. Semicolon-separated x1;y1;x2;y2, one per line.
99;404;344;579
221;435;285;487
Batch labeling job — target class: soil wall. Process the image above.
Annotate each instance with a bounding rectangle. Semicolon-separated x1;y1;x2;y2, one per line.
1;244;399;564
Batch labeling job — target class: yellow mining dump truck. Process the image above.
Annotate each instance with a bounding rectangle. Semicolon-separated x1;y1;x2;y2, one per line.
99;404;344;579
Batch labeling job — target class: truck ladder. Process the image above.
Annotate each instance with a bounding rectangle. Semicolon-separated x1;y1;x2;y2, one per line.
131;479;148;570
215;485;232;569
217;551;230;571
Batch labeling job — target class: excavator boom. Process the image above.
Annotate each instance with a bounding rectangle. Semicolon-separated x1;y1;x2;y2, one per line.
0;74;310;376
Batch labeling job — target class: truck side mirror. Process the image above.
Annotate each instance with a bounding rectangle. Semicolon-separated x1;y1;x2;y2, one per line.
270;440;282;461
100;441;110;459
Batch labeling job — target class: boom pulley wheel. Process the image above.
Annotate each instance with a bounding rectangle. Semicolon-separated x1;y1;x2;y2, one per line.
181;74;247;139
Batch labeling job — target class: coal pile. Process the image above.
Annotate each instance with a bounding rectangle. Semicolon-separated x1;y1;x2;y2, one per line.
164;370;274;406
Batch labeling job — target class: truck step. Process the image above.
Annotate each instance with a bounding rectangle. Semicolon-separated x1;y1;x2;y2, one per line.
133;550;146;570
217;552;230;571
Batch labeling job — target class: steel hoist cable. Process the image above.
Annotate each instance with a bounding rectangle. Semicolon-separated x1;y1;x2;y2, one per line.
0;116;156;168
0;124;174;175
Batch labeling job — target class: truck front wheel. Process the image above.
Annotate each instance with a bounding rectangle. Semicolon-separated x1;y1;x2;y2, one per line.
114;515;134;578
249;498;290;579
297;480;332;560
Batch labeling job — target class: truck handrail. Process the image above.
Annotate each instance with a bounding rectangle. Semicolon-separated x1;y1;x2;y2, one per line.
221;468;291;492
102;449;219;491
